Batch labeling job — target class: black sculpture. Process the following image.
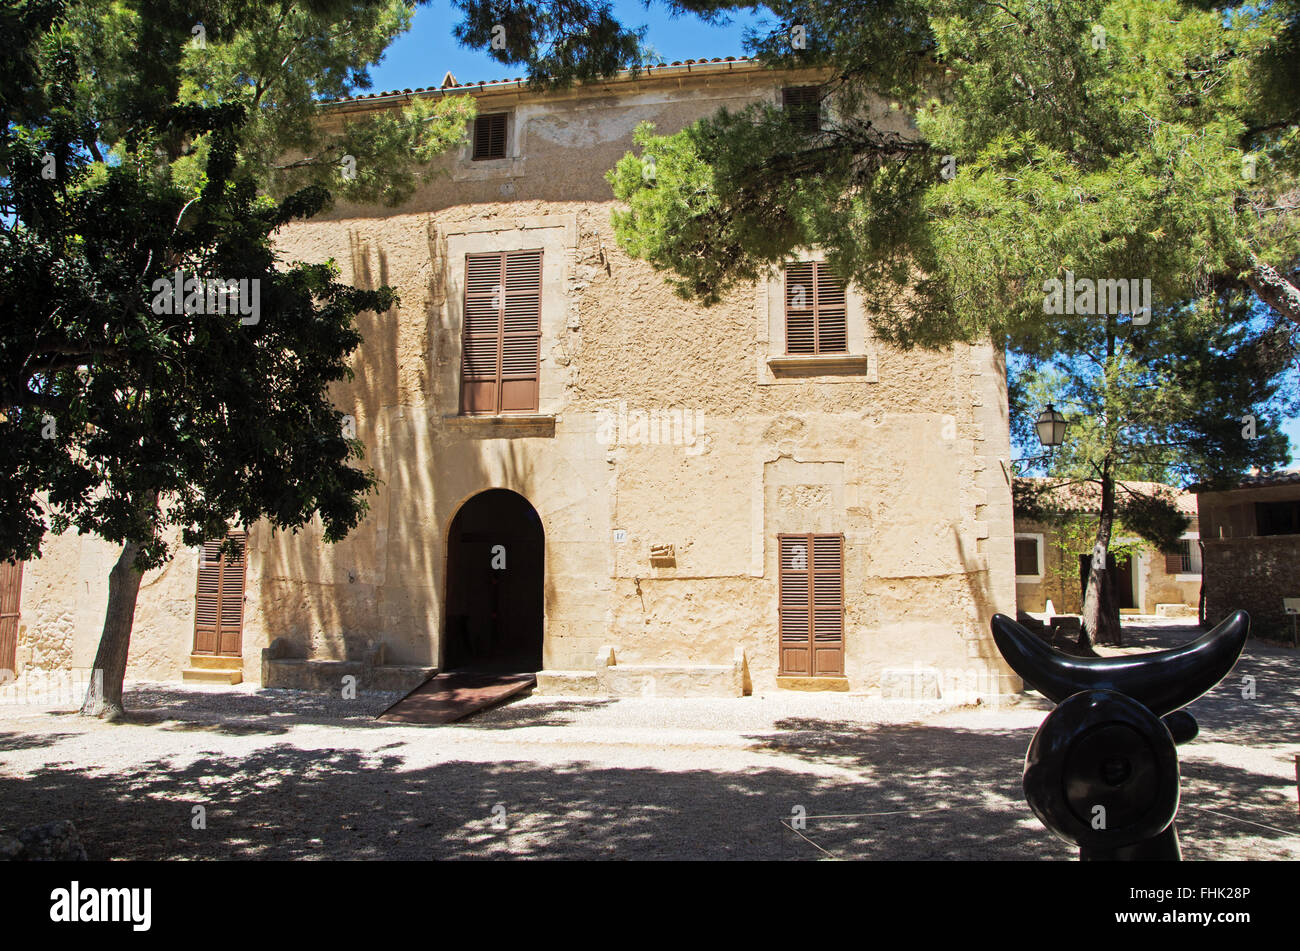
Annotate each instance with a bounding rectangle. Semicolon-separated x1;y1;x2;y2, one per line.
991;610;1250;860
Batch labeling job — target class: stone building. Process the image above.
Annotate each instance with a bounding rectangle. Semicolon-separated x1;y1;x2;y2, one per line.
6;58;1021;699
1196;469;1300;640
1013;478;1201;618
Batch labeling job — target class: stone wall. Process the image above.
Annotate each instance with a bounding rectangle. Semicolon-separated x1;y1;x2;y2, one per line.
18;527;232;681
1203;536;1300;638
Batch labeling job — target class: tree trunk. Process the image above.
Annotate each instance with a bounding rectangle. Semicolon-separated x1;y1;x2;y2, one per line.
1246;256;1300;327
81;538;146;719
1080;475;1124;648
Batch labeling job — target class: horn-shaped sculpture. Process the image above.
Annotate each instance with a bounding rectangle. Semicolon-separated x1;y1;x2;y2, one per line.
991;610;1250;860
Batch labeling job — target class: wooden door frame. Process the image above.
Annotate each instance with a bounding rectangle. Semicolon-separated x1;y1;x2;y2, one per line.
0;560;23;674
192;533;247;657
778;533;845;677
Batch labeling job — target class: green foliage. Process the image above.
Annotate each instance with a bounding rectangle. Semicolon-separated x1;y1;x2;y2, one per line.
0;0;466;568
170;0;475;205
593;1;1300;353
451;0;654;89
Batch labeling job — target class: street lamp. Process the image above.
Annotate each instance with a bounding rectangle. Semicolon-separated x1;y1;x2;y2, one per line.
1035;404;1068;448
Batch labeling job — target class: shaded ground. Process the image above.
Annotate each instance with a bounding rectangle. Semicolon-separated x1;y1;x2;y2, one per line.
0;623;1295;860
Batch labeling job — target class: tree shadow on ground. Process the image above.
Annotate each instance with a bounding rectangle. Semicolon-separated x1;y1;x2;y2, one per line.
1;713;1291;860
1114;622;1299;748
455;697;616;728
0;731;79;752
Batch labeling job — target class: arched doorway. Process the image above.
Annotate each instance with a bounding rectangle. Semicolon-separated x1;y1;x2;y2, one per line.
444;489;544;672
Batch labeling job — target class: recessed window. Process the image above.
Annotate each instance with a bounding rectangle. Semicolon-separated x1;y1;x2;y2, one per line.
1164;538;1201;574
461;250;542;415
784;261;847;355
1014;534;1043;580
1255;500;1300;536
782;86;823;135
472;113;508;160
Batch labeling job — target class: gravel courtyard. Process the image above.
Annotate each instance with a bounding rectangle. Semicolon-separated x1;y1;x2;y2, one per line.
1;621;1296;860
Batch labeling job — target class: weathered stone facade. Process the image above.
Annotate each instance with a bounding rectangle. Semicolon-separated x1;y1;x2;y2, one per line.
1012;479;1201;617
14;60;1021;697
1197;474;1300;639
1013;516;1201;617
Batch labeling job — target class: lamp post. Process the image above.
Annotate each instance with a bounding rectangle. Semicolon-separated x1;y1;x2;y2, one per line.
1035;404;1068;449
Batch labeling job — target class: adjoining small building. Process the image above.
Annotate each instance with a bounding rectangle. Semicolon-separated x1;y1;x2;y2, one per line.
1194;469;1300;640
1013;477;1201;618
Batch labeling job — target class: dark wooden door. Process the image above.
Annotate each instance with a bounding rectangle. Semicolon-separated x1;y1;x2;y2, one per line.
1078;552;1137;610
0;560;22;674
193;533;247;656
444;490;544;672
779;534;844;676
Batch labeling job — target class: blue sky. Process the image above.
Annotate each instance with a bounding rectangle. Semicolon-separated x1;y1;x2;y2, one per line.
369;2;1300;470
368;1;769;92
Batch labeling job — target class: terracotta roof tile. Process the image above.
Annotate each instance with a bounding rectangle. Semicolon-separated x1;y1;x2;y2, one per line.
1014;477;1198;517
327;57;759;104
1190;468;1300;492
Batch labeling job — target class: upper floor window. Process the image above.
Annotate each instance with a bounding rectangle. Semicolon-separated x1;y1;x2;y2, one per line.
1164;538;1201;574
784;261;847;355
1014;534;1044;580
782;85;823;135
1256;500;1300;536
473;113;508;160
461;250;542;415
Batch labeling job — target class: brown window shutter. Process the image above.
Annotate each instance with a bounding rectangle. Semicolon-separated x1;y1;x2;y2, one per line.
193;532;247;657
779;534;844;676
785;261;848;355
815;263;847;353
473;113;508;159
0;560;23;674
1164;540;1191;574
1014;537;1040;575
784;262;815;354
461;250;542;415
461;253;505;414
782;86;822;135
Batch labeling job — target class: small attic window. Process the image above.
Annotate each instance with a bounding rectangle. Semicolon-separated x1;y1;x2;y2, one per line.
473;113;508;160
782;86;823;135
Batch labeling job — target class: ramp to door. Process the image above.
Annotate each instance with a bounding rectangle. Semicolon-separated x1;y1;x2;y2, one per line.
377;671;535;725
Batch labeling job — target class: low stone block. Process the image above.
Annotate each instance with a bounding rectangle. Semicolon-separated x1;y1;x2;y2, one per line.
535;670;601;696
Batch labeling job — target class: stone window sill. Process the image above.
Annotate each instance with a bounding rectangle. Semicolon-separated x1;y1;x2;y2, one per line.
767;353;874;378
442;414;557;438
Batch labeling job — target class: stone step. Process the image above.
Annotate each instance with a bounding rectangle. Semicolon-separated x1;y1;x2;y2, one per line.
603;663;740;697
776;675;850;692
536;658;746;698
188;654;243;671
182;667;243;685
534;670;602;696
